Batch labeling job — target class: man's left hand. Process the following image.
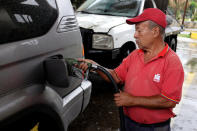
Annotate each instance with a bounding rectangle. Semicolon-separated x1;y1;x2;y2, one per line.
114;91;135;107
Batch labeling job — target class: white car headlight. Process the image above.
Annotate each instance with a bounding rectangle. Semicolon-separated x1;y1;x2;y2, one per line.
92;34;114;50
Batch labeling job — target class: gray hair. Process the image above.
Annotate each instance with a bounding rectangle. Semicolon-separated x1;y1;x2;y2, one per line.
147;20;165;39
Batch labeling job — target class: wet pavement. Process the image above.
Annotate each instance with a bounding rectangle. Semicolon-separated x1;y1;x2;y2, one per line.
68;37;197;131
171;37;197;131
68;75;120;131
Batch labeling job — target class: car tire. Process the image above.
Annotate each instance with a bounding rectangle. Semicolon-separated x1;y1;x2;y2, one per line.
120;44;136;61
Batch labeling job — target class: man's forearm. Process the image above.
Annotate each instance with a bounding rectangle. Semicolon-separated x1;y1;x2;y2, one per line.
128;95;176;109
96;69;121;84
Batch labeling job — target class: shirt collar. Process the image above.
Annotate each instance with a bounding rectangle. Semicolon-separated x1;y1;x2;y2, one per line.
157;44;169;57
138;43;169;57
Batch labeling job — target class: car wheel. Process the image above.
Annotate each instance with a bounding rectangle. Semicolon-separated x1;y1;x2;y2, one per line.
0;112;63;131
120;45;135;60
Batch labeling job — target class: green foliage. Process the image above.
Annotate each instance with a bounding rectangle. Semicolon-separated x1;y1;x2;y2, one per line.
168;0;186;20
189;0;197;21
189;1;197;13
168;0;197;21
178;34;191;38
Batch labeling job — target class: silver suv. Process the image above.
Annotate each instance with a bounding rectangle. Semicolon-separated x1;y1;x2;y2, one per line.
0;0;92;130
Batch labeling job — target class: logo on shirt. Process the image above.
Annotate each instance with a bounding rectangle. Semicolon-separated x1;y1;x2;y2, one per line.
153;74;160;83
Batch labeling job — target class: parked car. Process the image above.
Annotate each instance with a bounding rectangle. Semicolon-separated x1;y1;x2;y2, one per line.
76;0;182;67
0;0;91;130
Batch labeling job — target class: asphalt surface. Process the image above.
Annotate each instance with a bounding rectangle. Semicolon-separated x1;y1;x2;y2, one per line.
68;37;197;131
68;74;120;131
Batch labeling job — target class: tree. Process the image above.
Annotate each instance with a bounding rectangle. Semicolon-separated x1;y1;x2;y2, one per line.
189;0;197;21
169;0;185;20
174;0;180;18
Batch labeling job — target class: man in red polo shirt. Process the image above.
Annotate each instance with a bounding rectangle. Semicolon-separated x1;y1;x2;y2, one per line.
78;8;184;131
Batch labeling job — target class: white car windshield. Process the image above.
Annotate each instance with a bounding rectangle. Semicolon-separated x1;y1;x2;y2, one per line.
77;0;142;17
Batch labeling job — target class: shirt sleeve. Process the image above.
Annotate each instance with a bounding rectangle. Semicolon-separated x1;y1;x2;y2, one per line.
160;67;184;103
114;54;132;83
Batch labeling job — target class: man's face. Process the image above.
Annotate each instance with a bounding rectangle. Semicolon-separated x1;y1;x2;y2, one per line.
134;21;154;50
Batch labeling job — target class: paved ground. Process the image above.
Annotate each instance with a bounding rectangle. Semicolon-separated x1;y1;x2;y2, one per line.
69;37;197;131
171;37;197;131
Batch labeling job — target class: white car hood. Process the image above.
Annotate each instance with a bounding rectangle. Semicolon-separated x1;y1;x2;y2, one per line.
76;13;128;33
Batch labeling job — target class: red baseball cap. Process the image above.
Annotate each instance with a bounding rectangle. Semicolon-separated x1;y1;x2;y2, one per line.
126;8;167;28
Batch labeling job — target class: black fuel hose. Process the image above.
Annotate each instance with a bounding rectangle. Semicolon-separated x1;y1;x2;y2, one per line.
92;65;126;131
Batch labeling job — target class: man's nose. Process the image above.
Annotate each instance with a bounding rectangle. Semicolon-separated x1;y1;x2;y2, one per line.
134;31;138;39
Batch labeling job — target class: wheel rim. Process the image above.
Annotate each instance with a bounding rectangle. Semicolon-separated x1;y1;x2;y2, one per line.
126;49;130;56
123;48;131;58
171;38;176;51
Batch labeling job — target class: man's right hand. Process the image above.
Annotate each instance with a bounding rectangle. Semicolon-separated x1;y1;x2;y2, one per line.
77;58;98;72
77;58;121;84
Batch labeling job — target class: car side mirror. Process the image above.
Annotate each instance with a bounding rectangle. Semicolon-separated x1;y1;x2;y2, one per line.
166;15;173;26
44;58;69;87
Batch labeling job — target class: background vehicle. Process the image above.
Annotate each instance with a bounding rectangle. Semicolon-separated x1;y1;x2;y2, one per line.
0;0;91;130
76;0;182;67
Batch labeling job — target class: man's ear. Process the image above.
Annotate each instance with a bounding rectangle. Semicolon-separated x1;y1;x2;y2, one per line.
152;26;160;38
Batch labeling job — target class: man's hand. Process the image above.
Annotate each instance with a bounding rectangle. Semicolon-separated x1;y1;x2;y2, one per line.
77;58;98;71
77;58;121;84
114;91;135;107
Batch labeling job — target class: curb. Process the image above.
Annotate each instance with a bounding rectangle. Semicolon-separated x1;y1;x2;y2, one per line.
191;32;197;39
178;37;197;43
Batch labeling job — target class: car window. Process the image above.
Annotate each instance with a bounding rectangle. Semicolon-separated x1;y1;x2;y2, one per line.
77;0;141;17
0;0;58;44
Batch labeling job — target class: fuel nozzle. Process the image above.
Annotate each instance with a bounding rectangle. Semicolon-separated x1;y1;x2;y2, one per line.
64;58;95;80
64;58;92;68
